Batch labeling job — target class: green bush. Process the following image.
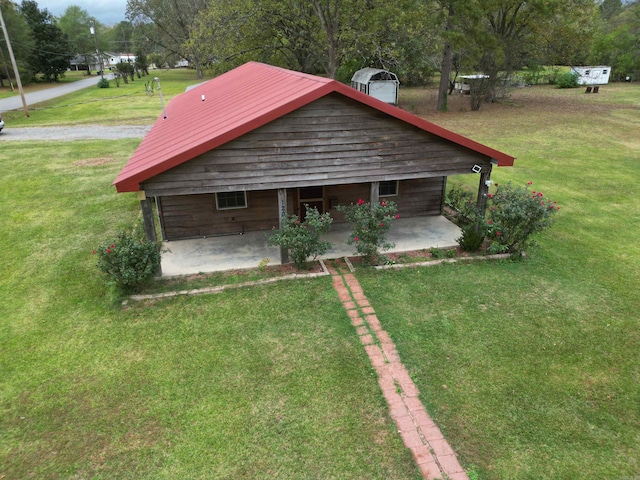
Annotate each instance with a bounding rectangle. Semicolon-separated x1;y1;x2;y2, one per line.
456;225;485;252
94;228;160;294
486;182;559;255
445;183;475;213
268;206;333;269
336;199;399;265
97;78;110;88
556;71;579;88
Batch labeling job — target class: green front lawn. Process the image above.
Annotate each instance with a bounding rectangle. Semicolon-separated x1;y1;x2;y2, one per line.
353;83;640;478
1;75;639;478
0;140;421;479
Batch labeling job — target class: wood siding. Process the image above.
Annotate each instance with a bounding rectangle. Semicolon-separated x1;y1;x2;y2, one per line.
326;179;444;223
159;190;295;240
394;177;445;216
141;94;492;197
160;179;445;239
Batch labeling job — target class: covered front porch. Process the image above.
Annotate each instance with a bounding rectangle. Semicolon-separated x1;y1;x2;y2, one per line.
159;215;461;277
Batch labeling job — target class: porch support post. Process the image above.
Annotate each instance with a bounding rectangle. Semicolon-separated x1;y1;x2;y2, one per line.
370;181;379;210
440;176;448;215
476;165;492;216
277;188;289;264
138;191;157;242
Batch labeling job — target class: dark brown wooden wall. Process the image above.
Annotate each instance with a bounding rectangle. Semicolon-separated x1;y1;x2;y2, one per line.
160;178;445;240
160;190;295;240
141;93;491;197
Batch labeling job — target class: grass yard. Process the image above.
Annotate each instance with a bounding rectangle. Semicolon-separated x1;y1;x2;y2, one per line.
1;73;639;478
2;69;205;126
0;140;421;478
353;83;640;478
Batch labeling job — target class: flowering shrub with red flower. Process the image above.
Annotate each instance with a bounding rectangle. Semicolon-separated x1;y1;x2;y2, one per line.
486;182;560;255
94;227;160;294
336;199;398;265
268;205;333;269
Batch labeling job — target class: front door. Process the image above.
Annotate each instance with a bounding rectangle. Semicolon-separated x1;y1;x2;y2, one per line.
298;186;324;220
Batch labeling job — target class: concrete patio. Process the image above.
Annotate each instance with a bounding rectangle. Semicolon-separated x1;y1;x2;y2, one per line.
159;215;461;277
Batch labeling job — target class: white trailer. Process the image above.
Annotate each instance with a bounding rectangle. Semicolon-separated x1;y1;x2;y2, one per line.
453;74;489;94
570;66;611;86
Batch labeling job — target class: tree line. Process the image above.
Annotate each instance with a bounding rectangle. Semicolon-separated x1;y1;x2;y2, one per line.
2;0;639;110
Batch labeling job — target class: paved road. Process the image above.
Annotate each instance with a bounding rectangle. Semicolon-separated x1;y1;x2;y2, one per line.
0;75;152;141
0;75;113;113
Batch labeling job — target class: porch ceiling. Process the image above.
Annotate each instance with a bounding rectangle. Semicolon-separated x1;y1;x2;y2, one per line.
159;216;461;277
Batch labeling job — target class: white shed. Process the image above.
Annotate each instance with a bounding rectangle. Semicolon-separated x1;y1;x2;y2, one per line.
570;66;611;86
351;68;399;105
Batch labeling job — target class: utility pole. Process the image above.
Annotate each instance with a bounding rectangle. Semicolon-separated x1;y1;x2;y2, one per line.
0;4;29;116
89;18;104;79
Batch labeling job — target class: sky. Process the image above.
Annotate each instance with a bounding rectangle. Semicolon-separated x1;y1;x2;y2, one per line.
37;0;127;26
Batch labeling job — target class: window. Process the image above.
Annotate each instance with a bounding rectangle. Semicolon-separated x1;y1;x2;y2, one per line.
379;180;399;197
216;191;247;210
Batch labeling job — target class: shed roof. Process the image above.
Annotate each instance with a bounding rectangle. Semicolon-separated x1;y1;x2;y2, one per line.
114;62;514;192
351;67;399;84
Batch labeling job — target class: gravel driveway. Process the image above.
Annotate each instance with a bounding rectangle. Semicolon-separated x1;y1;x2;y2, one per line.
0;125;151;141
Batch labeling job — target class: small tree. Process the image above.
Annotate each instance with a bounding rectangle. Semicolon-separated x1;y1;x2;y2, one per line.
268;206;333;269
115;62;134;83
486;182;560;255
94;228;160;294
337;199;399;265
134;49;149;76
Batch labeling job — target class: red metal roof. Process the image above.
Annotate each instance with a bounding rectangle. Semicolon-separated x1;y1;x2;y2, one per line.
114;62;514;192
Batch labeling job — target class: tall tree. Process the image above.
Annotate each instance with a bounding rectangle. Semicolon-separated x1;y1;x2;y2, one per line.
57;5;94;74
591;0;640;80
351;0;441;85
190;0;422;79
438;0;598;110
0;0;34;86
20;0;72;81
126;0;208;77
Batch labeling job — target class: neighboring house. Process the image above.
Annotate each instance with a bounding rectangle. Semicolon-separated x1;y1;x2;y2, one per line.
106;53;137;68
69;53;107;72
113;62;514;245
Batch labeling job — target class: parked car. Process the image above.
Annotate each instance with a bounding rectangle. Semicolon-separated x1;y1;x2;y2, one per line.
0;113;4;132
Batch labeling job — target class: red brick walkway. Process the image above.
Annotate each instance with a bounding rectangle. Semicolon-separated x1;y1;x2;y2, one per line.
327;261;469;480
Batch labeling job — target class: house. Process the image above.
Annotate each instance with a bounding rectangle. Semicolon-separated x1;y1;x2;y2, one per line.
351;68;399;104
114;62;514;260
106;53;136;68
69;53;107;72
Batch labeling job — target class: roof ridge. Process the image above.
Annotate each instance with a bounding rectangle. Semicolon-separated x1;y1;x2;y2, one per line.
247;61;334;84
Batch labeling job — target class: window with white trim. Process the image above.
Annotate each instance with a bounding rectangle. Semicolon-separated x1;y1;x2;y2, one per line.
379;180;399;197
216;191;247;210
